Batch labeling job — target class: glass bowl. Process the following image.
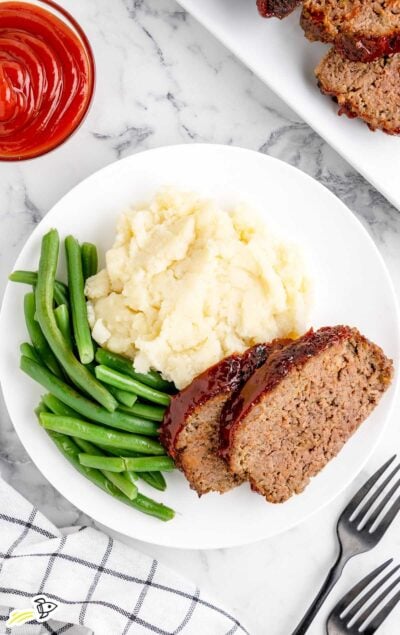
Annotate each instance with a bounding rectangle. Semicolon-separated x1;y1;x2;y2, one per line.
0;0;95;161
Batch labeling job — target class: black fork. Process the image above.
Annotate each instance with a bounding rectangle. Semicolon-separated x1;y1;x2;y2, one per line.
292;456;400;634
327;559;400;634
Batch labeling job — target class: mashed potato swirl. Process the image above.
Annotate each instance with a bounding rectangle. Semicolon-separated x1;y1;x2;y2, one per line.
86;189;311;389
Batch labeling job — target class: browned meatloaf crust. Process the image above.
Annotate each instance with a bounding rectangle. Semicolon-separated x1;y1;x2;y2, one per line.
301;0;400;62
257;0;302;19
316;48;400;134
160;342;287;495
220;326;393;503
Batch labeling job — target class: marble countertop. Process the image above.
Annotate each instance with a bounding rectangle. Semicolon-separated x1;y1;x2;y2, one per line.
1;1;400;633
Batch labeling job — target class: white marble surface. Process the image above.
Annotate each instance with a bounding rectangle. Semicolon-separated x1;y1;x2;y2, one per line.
1;1;400;633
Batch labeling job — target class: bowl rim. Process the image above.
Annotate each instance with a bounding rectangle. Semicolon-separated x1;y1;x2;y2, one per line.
0;0;96;162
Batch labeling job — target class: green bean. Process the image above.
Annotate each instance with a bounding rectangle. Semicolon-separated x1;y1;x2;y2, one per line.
21;356;159;436
95;365;170;406
24;292;63;378
81;242;98;281
42;393;78;417
79;453;125;472
75;438;137;500
36;229;117;412
39;413;166;455
95;445;168;491
123;456;175;472
20;342;42;364
78;454;174;473
54;304;73;349
65;235;94;364
95;348;175;393
107;385;138;408
9;270;69;307
47;432;173;520
118;402;165;422
104;472;137;500
131;492;174;521
140;471;167;492
96;444;142;458
35;400;50;418
85;360;97;375
34;230;116;411
95;446;141;484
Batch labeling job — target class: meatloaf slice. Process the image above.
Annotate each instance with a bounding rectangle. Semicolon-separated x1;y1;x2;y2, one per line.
220;326;393;503
301;0;400;62
257;0;302;19
160;343;285;495
316;49;400;134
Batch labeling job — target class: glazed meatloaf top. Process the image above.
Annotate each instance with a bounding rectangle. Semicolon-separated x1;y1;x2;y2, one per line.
301;0;400;62
257;0;302;19
160;342;287;495
316;48;400;134
220;326;393;503
220;326;351;456
160;343;272;457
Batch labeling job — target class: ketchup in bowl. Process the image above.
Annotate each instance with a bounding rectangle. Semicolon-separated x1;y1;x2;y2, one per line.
0;0;95;160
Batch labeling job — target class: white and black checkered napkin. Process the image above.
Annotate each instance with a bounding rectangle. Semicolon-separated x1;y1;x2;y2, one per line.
0;477;248;635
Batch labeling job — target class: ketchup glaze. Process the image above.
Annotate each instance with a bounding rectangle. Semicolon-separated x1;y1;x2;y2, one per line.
0;1;94;160
159;344;272;457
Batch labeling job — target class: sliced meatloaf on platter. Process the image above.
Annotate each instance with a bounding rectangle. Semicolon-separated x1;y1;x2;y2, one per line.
160;342;287;495
220;326;393;503
257;0;302;19
301;0;400;63
316;48;400;134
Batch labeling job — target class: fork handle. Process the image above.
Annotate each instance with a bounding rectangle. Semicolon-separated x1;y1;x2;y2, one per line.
291;550;349;635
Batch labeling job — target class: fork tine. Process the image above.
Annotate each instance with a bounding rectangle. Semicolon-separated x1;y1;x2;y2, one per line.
341;565;400;623
364;477;400;532
340;456;396;519
352;573;400;631
373;494;400;541
362;587;400;635
329;560;393;618
355;464;400;526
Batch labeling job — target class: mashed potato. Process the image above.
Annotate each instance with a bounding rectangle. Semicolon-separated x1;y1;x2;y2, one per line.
86;189;311;389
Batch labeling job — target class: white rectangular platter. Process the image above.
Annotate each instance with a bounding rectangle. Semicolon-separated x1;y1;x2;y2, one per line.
177;0;400;211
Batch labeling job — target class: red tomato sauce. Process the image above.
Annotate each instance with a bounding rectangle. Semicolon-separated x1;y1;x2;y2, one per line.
0;1;94;160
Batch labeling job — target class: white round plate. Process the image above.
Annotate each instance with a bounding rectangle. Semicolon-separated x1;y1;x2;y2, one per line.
0;145;399;549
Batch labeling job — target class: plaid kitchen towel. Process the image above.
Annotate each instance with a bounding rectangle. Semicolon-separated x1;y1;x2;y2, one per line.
0;477;248;635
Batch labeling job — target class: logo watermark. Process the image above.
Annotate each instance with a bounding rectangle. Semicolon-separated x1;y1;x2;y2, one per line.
7;595;58;627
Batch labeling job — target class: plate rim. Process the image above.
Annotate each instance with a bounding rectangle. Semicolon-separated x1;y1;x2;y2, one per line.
1;143;399;549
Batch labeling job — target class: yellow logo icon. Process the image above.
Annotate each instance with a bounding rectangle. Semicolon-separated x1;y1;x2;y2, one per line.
7;595;58;627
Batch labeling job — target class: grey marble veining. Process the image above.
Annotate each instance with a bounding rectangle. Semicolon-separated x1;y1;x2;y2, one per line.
1;1;400;633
